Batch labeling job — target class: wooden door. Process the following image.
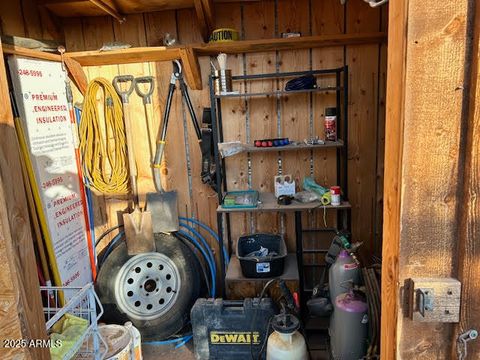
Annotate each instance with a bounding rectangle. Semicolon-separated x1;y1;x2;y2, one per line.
381;0;480;359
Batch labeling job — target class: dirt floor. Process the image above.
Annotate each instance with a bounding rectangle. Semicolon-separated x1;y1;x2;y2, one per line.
141;342;329;359
142;342;196;360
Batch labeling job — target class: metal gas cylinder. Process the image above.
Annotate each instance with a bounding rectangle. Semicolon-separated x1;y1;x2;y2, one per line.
266;313;308;360
329;250;360;302
329;291;368;360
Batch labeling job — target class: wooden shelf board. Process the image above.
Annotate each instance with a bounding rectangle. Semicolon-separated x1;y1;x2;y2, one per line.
194;32;387;55
217;192;351;213
62;32;386;66
226;254;299;282
66;46;182;66
226;140;344;156
215;86;341;98
2;44;61;62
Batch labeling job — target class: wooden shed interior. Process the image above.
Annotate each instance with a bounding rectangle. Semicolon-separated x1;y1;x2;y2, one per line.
1;0;479;359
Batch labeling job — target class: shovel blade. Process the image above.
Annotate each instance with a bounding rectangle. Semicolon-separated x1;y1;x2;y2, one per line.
123;209;156;255
146;191;179;233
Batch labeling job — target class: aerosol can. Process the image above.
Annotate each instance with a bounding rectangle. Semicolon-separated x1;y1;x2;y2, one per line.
266;313;308;360
329;250;360;302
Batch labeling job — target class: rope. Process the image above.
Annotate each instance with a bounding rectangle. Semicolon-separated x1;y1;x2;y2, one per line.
79;78;129;194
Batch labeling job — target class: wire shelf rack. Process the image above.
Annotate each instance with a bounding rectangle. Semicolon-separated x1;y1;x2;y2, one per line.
40;283;107;360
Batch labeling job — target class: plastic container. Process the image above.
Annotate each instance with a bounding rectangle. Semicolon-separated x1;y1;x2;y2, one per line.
329;291;368;360
125;322;142;360
222;190;259;209
266;314;308;360
328;250;360;302
237;233;287;278
98;324;132;360
191;298;276;360
214;70;233;94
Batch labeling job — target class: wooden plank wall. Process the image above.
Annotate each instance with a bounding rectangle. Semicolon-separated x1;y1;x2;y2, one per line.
60;0;386;275
381;0;480;358
0;4;54;359
0;40;48;360
0;0;62;40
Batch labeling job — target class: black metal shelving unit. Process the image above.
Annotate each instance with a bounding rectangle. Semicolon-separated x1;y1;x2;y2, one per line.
209;66;350;304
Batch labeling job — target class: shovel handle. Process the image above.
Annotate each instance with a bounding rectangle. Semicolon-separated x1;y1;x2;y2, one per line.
113;75;135;103
135;76;155;104
153;141;166;168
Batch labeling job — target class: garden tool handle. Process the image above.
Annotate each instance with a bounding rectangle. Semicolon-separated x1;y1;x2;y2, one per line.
123;101;139;207
113;75;138;206
151;78;176;192
112;75;135;103
135;76;155;104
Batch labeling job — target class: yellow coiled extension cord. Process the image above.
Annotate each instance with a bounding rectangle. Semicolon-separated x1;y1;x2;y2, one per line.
80;78;129;194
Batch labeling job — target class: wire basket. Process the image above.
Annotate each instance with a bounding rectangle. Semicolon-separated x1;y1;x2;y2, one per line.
40;283;107;360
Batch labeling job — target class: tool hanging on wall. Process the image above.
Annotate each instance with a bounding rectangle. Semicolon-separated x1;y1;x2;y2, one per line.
200;108;217;191
135;75;179;234
79;78;129;194
113;75;155;255
146;60;203;234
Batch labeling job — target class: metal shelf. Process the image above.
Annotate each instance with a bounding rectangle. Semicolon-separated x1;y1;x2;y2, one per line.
215;86;341;98
223;140;344;157
209;66;350;301
217;192;351;213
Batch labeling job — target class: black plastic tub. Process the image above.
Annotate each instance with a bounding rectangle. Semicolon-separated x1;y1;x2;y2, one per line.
236;233;287;278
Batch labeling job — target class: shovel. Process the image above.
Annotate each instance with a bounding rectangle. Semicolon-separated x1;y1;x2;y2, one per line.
135;76;179;233
113;75;155;254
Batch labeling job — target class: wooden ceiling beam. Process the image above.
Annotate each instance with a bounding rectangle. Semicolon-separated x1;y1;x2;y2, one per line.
202;0;215;35
88;0;125;22
194;0;215;42
180;47;202;90
38;0;125;22
193;0;209;41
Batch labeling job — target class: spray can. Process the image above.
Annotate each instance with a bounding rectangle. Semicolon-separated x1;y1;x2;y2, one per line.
324;107;337;141
330;186;341;206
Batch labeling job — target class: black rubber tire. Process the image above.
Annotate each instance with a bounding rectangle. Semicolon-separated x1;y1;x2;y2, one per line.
96;233;201;340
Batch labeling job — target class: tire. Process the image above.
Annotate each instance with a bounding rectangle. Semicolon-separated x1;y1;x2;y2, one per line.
96;233;201;340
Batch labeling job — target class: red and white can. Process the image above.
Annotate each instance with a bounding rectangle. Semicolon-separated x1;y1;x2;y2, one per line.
330;185;341;206
324;107;337;141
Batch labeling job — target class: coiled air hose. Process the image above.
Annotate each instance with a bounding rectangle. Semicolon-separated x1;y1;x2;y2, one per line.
79;78;129;194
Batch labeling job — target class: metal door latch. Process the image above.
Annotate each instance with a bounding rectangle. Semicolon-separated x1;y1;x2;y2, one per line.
457;329;478;360
418;288;434;317
407;278;461;322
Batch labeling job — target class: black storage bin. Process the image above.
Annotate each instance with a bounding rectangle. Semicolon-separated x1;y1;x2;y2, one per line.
236;233;287;278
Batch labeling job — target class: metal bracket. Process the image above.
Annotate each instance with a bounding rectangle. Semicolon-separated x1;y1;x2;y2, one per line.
418;288;434;317
408;278;461;322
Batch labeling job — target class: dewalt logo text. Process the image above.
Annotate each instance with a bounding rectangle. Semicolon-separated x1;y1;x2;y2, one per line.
210;331;261;345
